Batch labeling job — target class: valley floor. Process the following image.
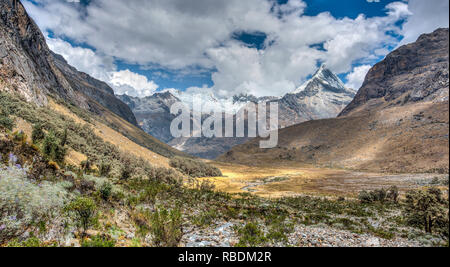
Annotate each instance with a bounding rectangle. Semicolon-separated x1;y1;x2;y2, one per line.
203;162;448;198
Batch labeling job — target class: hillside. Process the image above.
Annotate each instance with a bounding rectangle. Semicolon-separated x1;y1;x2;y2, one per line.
219;28;449;174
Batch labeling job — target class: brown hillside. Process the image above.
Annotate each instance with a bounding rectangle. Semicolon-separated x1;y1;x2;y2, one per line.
218;100;448;173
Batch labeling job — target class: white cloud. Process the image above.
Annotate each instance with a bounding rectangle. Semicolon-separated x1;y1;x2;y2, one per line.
46;36;115;82
110;70;159;98
345;65;372;90
399;0;449;45
23;0;417;98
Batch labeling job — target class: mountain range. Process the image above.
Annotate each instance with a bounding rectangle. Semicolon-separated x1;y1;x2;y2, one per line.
119;64;356;158
219;28;449;174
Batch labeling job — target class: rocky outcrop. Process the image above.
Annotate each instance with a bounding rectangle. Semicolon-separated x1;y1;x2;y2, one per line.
340;28;449;117
0;0;137;126
117;92;180;143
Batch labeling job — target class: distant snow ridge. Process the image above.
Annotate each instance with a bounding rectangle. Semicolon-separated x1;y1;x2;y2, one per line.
163;90;278;114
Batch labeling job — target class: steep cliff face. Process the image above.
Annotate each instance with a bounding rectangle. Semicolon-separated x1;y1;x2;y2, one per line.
0;0;72;105
0;0;137;126
340;28;449;117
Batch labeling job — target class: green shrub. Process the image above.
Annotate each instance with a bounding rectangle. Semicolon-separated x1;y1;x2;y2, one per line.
81;234;115;247
12;131;27;144
65;197;97;236
98;161;112;177
358;188;387;203
150;207;183;247
169;157;222;178
31;123;45;143
236;222;268;247
42;131;67;163
0;112;14;131
6;236;56;247
404;188;449;236
99;182;113;201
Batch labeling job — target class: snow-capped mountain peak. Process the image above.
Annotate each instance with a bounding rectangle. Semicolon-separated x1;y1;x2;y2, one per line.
292;64;349;95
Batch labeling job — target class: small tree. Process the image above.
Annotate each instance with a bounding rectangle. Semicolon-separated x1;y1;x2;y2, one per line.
405;188;448;234
66;197;97;237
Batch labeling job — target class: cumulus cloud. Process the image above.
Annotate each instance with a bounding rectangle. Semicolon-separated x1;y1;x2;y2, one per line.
110;70;159;97
345;65;372;90
23;0;421;98
399;0;449;45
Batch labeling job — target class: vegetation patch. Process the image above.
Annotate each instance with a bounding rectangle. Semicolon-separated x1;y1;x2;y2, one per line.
170;157;222;178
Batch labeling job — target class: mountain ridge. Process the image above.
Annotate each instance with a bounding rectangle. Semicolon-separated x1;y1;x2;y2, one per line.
121;65;354;158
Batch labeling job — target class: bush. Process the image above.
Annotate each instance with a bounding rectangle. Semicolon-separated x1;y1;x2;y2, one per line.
65;197;97;236
236;222;268;247
98;161;111;177
6;236;56;247
31;123;45;143
0;166;69;243
99;182;112;201
12;131;27;144
358;188;388;203
42;131;67;163
404;188;449;236
0;112;14;131
150;207;183;247
169;157;222;178
81;234;115;247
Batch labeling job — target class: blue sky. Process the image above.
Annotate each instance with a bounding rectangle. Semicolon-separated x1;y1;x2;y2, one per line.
23;0;449;97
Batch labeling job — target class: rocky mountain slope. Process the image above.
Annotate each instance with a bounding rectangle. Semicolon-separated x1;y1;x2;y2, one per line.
122;66;354;159
340;28;449;117
219;28;449;174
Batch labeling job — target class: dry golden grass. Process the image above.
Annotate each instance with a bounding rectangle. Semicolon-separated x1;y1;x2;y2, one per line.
200;161;445;198
65;149;88;167
12;117;32;142
48;100;170;168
